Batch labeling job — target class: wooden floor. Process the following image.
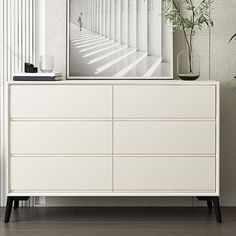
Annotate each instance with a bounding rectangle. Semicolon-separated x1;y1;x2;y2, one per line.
0;207;236;236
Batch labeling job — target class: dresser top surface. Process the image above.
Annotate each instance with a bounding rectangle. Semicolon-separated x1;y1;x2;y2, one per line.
8;79;220;86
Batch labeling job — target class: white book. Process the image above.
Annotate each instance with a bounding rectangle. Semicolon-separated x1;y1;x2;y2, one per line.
13;73;62;77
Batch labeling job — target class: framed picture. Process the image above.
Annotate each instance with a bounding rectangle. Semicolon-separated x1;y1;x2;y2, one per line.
67;0;173;79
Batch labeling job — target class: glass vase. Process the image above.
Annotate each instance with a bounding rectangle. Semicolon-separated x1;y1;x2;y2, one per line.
39;55;54;73
177;42;200;80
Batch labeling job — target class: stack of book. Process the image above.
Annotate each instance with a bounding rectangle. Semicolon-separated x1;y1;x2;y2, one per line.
13;73;62;81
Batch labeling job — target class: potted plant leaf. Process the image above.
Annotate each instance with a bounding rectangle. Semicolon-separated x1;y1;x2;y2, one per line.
163;0;214;80
229;33;236;43
229;33;236;79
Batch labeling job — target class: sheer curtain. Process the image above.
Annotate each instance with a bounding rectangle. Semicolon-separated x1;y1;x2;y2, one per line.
0;0;36;206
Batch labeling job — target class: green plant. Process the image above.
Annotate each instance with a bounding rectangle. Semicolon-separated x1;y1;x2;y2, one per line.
164;0;214;74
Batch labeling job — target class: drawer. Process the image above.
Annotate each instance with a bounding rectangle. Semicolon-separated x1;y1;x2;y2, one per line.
114;85;216;118
11;121;112;154
10;157;112;192
114;157;216;192
10;85;112;118
114;121;215;154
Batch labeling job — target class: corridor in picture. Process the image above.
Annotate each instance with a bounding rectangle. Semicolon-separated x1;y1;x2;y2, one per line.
69;0;171;78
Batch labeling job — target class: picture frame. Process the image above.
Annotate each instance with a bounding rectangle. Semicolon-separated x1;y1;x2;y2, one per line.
67;0;173;79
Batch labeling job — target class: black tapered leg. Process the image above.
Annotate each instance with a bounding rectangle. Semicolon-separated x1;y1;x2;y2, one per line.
4;197;30;223
197;196;222;223
207;200;213;210
13;200;20;210
212;197;222;223
4;197;14;223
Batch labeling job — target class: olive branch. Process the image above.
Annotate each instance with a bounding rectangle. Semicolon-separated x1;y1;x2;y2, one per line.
163;0;214;73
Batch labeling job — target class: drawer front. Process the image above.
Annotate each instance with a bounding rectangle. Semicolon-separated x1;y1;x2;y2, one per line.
114;121;215;154
11;157;112;192
114;157;216;192
11;121;112;154
10;85;112;118
114;85;216;118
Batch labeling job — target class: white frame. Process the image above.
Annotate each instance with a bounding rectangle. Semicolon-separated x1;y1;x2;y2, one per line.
66;0;174;80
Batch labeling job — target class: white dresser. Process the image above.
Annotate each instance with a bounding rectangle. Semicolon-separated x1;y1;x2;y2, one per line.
4;80;221;222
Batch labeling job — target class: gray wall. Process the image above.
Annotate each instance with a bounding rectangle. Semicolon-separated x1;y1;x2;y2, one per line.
42;0;236;207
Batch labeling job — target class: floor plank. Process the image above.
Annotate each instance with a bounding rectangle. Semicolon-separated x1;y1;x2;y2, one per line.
0;207;235;236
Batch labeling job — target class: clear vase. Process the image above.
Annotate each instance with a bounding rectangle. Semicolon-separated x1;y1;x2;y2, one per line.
177;41;200;80
39;55;54;73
